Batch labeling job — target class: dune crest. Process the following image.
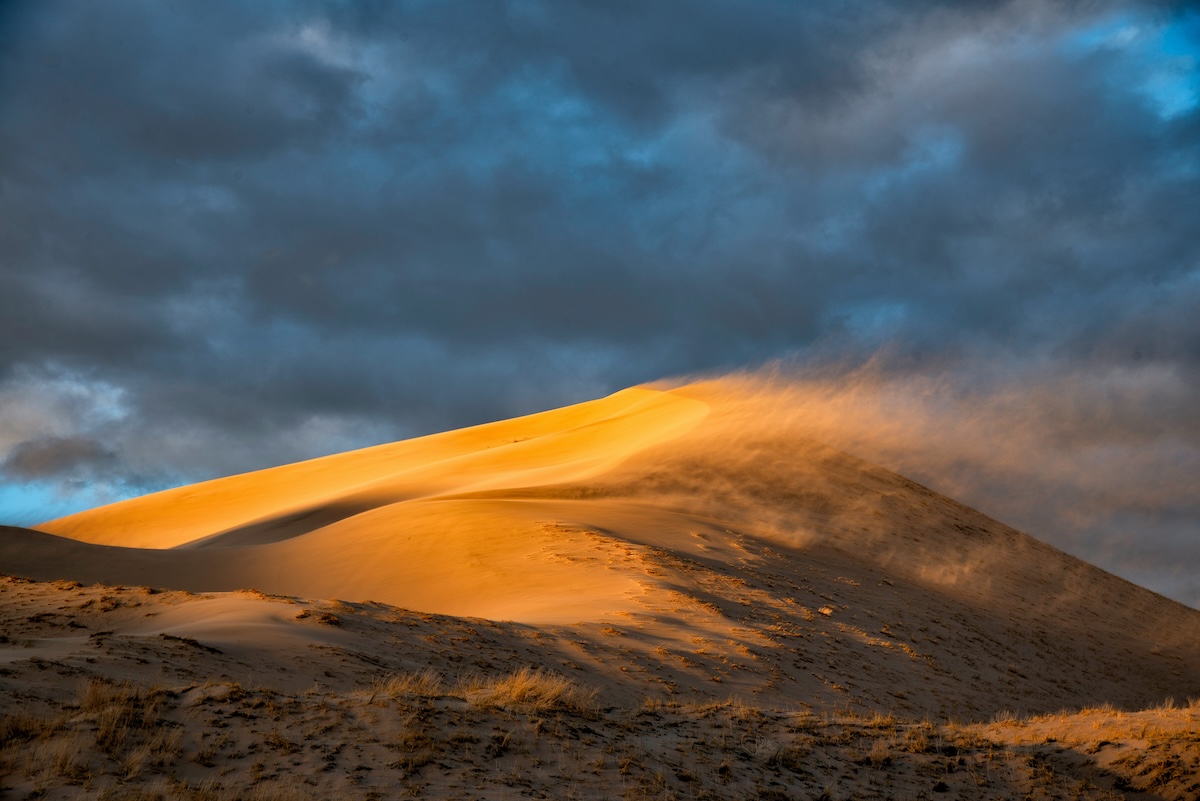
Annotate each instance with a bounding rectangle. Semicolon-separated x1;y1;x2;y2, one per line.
38;386;708;550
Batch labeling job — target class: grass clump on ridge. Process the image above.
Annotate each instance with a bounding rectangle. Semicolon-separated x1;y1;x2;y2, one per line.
458;666;598;716
361;666;598;716
365;668;445;703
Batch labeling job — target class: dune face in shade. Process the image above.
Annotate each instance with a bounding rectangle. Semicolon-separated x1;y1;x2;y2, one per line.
4;380;1200;718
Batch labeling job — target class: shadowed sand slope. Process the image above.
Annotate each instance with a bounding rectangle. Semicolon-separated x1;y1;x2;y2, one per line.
5;380;1200;718
4;575;1199;801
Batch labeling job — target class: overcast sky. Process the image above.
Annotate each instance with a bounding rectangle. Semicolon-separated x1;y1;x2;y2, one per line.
1;1;1197;605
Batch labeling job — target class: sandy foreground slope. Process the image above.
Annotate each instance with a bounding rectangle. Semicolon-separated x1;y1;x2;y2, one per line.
2;379;1199;799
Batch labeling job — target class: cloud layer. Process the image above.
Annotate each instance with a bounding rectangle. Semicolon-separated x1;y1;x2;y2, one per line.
1;1;1197;603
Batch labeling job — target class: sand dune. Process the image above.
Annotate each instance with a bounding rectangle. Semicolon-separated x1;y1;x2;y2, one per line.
2;380;1196;720
38;387;708;550
4;380;1200;798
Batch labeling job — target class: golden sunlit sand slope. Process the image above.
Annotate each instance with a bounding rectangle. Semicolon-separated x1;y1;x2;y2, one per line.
4;380;1200;719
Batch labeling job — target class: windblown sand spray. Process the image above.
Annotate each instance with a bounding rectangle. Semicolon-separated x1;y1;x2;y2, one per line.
585;397;881;550
646;361;1200;607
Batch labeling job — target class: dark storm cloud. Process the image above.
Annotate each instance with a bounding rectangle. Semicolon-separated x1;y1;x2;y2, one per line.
1;436;116;480
0;1;1197;602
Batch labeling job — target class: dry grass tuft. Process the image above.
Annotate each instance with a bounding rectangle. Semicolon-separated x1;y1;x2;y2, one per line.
866;737;893;767
0;708;61;743
1149;697;1177;713
459;667;598;715
70;678;177;774
25;731;92;784
990;709;1022;725
368;668;444;702
84;682;163;756
639;696;677;714
122;727;184;778
898;723;935;754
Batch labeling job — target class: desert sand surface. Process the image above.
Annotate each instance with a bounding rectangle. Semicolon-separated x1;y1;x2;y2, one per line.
3;380;1199;799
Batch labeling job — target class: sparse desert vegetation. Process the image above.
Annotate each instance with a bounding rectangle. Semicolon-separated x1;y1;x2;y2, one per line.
3;667;1199;800
2;576;1198;800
